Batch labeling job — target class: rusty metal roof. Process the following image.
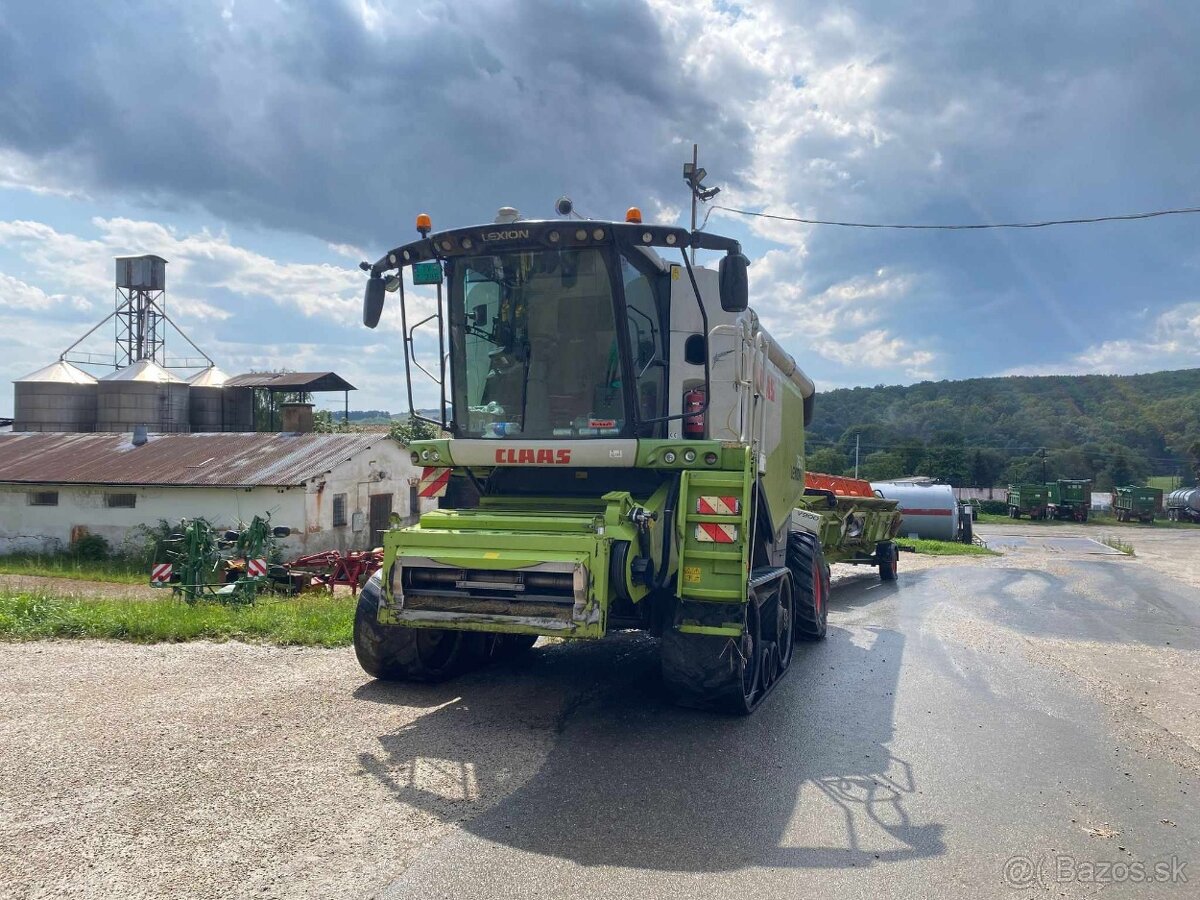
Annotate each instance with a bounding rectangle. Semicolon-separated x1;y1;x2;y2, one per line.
0;432;387;487
224;372;356;392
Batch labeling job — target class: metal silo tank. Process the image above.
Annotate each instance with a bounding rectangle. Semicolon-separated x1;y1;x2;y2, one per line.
871;481;959;541
13;360;98;432
187;365;228;432
222;386;255;431
96;360;190;433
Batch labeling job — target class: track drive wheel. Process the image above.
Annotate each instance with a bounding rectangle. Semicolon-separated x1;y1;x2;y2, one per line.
877;540;899;582
789;531;829;640
662;590;764;715
353;573;475;682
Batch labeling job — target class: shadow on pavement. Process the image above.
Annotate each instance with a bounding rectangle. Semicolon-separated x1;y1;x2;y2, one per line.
354;611;943;874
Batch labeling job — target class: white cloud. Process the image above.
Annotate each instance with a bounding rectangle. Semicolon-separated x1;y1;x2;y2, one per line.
1000;302;1200;377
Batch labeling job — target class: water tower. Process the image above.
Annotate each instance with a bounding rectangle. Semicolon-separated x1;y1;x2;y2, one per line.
114;255;168;366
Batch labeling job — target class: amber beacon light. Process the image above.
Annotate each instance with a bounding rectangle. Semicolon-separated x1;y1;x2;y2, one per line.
416;213;432;236
625;207;643;224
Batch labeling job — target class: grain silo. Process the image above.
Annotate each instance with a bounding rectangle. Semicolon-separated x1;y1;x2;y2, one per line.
13;361;98;432
96;359;190;433
187;365;255;432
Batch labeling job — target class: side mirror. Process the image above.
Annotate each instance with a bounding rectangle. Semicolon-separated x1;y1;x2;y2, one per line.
718;253;749;313
363;275;385;328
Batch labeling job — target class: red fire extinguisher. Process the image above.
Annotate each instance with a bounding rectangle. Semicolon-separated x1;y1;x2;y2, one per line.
683;387;706;438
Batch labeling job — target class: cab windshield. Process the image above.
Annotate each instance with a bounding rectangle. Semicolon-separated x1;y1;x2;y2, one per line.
448;247;630;439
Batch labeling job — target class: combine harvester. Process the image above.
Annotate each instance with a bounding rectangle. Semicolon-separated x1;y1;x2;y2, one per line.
353;206;900;713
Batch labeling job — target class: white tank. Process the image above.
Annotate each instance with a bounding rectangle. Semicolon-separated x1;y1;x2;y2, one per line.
1167;488;1200;514
871;481;959;541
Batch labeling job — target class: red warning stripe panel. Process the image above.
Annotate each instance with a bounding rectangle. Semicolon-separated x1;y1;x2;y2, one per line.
696;496;741;516
247;558;268;578
695;522;738;543
901;508;954;516
150;563;173;583
418;466;452;499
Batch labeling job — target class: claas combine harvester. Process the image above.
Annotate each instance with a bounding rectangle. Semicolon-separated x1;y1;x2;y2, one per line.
354;206;901;713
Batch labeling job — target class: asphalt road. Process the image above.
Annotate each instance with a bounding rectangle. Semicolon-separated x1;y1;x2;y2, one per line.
374;530;1200;900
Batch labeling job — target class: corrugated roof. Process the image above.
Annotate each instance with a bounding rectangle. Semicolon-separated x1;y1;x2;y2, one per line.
100;360;186;383
225;372;356;392
15;360;98;384
0;432;386;487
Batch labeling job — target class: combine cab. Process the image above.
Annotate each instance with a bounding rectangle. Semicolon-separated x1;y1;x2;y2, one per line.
353;207;900;713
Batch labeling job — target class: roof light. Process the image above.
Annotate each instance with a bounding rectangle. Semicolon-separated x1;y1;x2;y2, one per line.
575;228;588;240
593;228;606;240
626;207;643;224
416;213;432;235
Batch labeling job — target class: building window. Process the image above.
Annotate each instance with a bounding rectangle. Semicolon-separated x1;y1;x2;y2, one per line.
105;493;137;509
332;493;348;527
409;485;419;516
28;491;58;507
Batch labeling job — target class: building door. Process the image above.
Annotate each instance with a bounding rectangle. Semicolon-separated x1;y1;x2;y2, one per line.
368;493;393;546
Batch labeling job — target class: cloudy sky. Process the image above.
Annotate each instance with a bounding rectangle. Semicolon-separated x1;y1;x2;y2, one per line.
2;0;1198;416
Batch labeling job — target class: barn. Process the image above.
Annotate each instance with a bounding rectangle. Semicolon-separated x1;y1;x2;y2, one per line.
0;431;432;556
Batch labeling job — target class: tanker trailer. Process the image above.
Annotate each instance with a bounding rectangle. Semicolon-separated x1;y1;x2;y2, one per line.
1166;488;1200;523
870;481;965;542
352;206;900;714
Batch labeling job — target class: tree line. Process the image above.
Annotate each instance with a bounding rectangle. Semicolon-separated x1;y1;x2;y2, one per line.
805;368;1200;490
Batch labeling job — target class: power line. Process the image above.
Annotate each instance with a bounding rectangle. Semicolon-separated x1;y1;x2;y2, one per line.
711;204;1200;231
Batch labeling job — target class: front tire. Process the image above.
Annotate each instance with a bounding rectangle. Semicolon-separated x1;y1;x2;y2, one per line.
353;574;475;682
877;540;899;582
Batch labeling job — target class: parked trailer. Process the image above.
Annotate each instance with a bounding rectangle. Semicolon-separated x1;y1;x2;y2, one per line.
1047;479;1091;522
353;207;902;714
871;481;969;542
1166;487;1200;523
1006;483;1049;520
1112;485;1162;523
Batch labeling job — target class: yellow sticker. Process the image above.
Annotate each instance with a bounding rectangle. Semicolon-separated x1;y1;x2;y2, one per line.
683;566;701;584
484;552;500;559
671;265;681;280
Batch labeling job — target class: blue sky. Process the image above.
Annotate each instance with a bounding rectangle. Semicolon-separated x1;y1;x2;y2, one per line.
2;0;1199;416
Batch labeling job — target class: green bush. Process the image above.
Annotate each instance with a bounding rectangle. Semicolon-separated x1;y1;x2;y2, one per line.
70;533;111;561
979;500;1008;516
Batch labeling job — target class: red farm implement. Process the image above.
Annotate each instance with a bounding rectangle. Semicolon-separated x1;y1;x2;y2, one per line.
284;549;384;595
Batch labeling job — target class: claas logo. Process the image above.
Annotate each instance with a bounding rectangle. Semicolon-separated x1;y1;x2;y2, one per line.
494;448;573;465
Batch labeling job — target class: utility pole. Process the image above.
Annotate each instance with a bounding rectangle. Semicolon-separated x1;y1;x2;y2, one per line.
854;433;861;480
1040;447;1047;482
683;144;721;263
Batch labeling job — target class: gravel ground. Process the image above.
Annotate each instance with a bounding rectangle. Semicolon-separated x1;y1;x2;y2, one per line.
4;526;1197;898
0;641;576;900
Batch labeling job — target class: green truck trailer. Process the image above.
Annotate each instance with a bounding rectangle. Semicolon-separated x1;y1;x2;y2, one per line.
352;207;900;714
1047;479;1092;522
1006;483;1049;519
1112;485;1162;523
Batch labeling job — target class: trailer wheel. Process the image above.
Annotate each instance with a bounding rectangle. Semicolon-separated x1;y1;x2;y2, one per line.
788;531;828;641
662;590;764;715
353;574;472;682
877;541;899;582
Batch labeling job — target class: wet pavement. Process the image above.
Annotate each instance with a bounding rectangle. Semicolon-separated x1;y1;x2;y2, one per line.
373;531;1200;900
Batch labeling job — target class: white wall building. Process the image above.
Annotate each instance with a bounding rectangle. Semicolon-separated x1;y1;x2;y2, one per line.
0;432;433;556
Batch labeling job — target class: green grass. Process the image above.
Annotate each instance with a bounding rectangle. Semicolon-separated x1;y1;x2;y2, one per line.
1147;476;1181;492
1099;535;1135;556
0;553;148;584
895;537;997;556
0;590;355;646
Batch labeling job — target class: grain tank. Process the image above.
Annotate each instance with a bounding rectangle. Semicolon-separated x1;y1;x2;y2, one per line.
187;365;255;432
12;360;98;432
96;359;190;433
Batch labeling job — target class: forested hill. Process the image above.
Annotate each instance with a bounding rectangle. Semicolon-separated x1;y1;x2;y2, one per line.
804;368;1200;489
